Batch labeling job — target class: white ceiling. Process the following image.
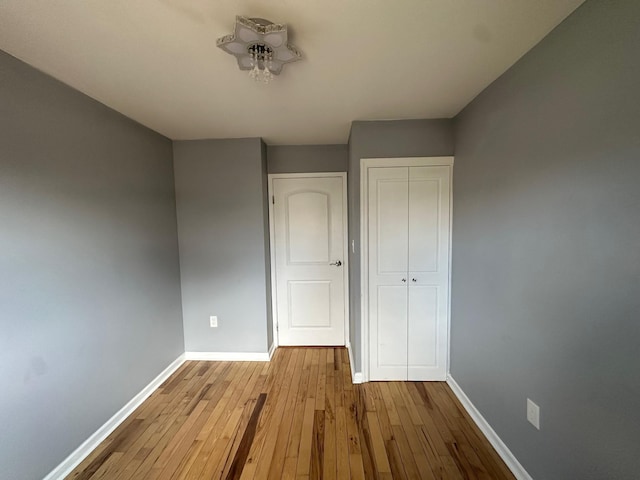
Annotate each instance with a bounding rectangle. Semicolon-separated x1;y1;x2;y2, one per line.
0;0;584;144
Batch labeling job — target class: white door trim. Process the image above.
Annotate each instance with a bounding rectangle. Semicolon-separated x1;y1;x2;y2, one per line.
268;172;350;348
360;157;454;382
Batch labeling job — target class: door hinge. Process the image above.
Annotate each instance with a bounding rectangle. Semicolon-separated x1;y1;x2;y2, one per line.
272;195;275;204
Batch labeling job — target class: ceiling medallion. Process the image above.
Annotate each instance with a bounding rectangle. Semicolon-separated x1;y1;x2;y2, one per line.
217;16;302;83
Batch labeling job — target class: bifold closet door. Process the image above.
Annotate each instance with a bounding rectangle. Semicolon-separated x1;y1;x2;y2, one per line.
407;166;450;380
368;164;451;381
368;167;409;380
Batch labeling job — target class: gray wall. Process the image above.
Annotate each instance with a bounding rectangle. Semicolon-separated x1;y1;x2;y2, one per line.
261;140;274;350
0;50;184;480
173;138;272;353
348;119;454;371
451;1;640;479
267;144;348;173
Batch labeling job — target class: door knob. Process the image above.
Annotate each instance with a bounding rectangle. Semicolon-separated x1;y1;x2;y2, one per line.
401;278;407;283
412;278;417;282
330;260;342;267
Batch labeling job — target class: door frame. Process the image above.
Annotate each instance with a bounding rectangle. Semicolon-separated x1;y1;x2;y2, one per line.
268;172;350;349
360;157;454;382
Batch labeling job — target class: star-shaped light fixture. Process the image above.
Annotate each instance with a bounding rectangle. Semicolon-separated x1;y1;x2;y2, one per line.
217;16;302;83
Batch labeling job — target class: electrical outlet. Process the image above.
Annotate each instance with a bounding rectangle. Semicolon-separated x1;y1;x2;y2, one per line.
527;398;540;429
209;316;218;328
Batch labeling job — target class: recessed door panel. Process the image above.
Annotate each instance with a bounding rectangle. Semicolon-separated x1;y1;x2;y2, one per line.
408;283;448;380
409;176;440;272
377;177;408;274
289;281;331;328
408;286;438;367
374;286;407;380
286;191;330;264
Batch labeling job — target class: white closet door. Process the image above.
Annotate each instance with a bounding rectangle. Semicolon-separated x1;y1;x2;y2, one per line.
407;166;450;380
368;167;409;380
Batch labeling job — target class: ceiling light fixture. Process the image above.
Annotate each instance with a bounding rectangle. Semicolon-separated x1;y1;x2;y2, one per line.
217;16;302;84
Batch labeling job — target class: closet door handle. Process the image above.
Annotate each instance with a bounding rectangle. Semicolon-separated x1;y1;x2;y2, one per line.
401;278;407;283
329;260;342;267
412;278;417;282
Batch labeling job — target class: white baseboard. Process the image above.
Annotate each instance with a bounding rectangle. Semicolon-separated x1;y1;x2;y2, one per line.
346;342;364;384
268;342;276;360
446;375;533;480
185;351;270;361
43;354;186;480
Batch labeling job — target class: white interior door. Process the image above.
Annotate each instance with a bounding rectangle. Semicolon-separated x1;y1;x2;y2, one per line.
368;167;409;380
407;166;450;380
271;175;347;346
367;162;451;381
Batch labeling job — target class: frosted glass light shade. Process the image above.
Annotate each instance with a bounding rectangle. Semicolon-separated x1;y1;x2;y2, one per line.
217;16;302;76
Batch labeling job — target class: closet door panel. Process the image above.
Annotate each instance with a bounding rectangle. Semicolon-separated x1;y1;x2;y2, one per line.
368;167;409;380
408;166;451;380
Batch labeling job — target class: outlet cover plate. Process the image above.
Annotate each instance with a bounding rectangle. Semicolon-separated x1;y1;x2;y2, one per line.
209;316;218;328
527;398;540;429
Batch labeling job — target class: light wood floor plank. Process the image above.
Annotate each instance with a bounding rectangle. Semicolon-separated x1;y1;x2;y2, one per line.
283;349;313;471
295;398;316;477
336;406;350;479
266;349;305;480
323;348;337;480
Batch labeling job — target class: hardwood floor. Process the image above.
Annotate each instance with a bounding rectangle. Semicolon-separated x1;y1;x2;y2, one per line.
67;348;515;479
